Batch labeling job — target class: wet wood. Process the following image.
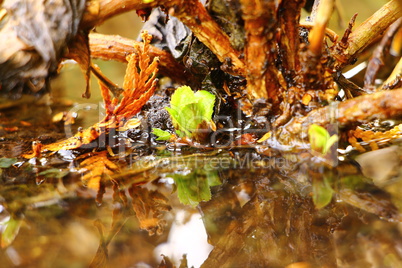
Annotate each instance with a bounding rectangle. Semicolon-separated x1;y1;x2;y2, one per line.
332;0;402;69
283;88;402;138
364;18;402;90
83;0;245;75
89;33;187;82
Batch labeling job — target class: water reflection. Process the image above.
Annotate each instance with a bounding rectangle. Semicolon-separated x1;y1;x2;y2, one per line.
1;106;402;267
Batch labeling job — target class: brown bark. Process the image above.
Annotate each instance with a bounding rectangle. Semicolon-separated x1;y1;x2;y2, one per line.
240;0;276;99
89;33;187;82
82;0;245;75
364;18;402;90
282;88;402;139
332;0;402;69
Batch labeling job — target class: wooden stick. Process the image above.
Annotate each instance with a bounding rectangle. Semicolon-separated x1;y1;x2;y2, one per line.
89;33;187;82
282;88;402;139
332;0;402;69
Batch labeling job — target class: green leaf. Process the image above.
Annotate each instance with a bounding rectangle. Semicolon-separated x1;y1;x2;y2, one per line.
166;85;216;140
312;175;334;209
0;158;18;168
323;134;338;154
171;170;221;207
194;90;216;120
308;124;338;155
38;168;69;179
170;86;197;110
1;217;22;248
152;128;172;141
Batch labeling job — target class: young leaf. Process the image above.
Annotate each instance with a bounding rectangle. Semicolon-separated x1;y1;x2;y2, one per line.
152;128;172;141
169;86;197;110
323;134;338;154
193;90;216;120
166;85;216;140
308;124;338;155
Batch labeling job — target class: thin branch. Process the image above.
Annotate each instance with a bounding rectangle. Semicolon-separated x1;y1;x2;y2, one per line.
364;18;402;90
379;57;402;90
168;0;244;74
81;0;160;29
89;33;187;82
282;88;402;141
332;0;402;69
308;0;334;56
82;0;245;75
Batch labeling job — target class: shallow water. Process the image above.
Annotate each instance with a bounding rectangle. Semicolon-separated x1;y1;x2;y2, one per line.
1;101;402;268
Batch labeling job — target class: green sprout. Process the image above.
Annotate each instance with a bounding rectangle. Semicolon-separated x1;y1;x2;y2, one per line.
153;85;216;140
308;124;338;155
151;128;172;141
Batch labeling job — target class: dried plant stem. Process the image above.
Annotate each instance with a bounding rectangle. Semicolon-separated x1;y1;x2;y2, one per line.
82;0;244;75
308;0;334;55
81;0;159;28
364;18;402;90
89;33;186;82
283;88;402;137
379;57;402;90
333;0;402;68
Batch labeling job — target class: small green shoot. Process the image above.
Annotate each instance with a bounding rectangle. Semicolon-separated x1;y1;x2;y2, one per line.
308;124;338;155
153;85;216;141
151;128;172;141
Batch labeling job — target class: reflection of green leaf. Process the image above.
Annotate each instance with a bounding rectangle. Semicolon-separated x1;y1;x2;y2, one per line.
0;158;18;168
166;85;215;139
312;175;334;209
38;168;69;179
152;128;172;141
308;124;338;155
1;217;22;248
171;169;221;207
